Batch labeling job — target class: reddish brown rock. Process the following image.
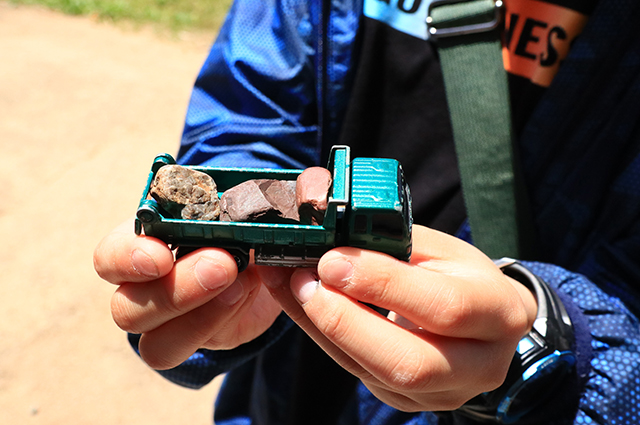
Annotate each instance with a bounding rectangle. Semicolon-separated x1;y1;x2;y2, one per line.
150;165;220;220
296;167;332;225
219;180;271;222
259;179;299;222
220;179;299;223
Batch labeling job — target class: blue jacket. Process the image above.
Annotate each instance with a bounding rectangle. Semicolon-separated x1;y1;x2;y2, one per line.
132;0;640;423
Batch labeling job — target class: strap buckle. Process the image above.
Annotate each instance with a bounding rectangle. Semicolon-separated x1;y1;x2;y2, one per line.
427;0;504;39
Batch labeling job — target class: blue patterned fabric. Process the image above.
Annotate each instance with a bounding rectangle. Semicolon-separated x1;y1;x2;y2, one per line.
176;0;362;170
526;263;640;425
177;0;323;169
127;0;640;423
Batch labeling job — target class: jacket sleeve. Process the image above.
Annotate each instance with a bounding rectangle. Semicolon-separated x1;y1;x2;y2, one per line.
519;261;640;425
176;0;322;170
128;313;294;389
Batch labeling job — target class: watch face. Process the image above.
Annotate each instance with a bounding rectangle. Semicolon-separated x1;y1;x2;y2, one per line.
498;350;576;424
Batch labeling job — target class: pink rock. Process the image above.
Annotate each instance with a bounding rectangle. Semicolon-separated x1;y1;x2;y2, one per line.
296;167;332;225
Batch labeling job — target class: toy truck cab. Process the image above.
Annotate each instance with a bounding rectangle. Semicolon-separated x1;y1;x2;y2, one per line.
135;146;412;271
346;156;413;261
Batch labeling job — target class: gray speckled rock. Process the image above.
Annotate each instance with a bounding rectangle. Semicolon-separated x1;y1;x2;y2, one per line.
181;201;221;221
150;165;220;220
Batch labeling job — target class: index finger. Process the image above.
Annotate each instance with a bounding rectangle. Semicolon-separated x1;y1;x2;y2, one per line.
316;227;529;341
93;218;175;284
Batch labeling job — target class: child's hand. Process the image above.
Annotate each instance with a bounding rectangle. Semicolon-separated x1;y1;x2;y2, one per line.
258;225;537;411
93;219;284;369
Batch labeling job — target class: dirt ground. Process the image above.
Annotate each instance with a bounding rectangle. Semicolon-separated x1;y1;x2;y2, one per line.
0;3;227;424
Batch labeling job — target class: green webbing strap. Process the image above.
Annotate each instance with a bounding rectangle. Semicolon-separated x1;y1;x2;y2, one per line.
428;0;525;259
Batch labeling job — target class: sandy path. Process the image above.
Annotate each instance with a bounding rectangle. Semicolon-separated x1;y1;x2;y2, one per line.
0;3;225;424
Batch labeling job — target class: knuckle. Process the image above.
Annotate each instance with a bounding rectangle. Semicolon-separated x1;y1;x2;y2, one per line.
111;292;142;333
432;288;474;334
506;302;531;337
92;244;111;282
489;298;531;343
110;284;183;334
315;305;351;343
385;350;432;392
162;292;185;317
359;268;394;301
387;368;424;392
490;276;532;339
157;278;188;317
182;305;221;344
203;335;240;351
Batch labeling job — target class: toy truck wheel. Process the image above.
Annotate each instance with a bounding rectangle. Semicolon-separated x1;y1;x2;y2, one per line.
136;203;160;224
137;210;155;224
226;248;250;273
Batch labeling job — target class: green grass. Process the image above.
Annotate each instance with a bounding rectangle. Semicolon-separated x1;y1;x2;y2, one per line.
9;0;232;32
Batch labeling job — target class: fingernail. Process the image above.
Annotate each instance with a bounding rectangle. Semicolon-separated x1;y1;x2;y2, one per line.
195;258;229;292
320;257;353;286
131;249;159;278
291;271;320;305
217;279;245;306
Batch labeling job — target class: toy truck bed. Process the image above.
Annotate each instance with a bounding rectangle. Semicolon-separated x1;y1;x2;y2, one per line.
135;146;411;271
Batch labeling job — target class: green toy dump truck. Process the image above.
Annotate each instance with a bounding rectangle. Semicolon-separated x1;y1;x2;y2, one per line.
135;146;412;271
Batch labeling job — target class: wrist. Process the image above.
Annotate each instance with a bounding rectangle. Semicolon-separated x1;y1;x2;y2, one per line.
456;258;576;424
